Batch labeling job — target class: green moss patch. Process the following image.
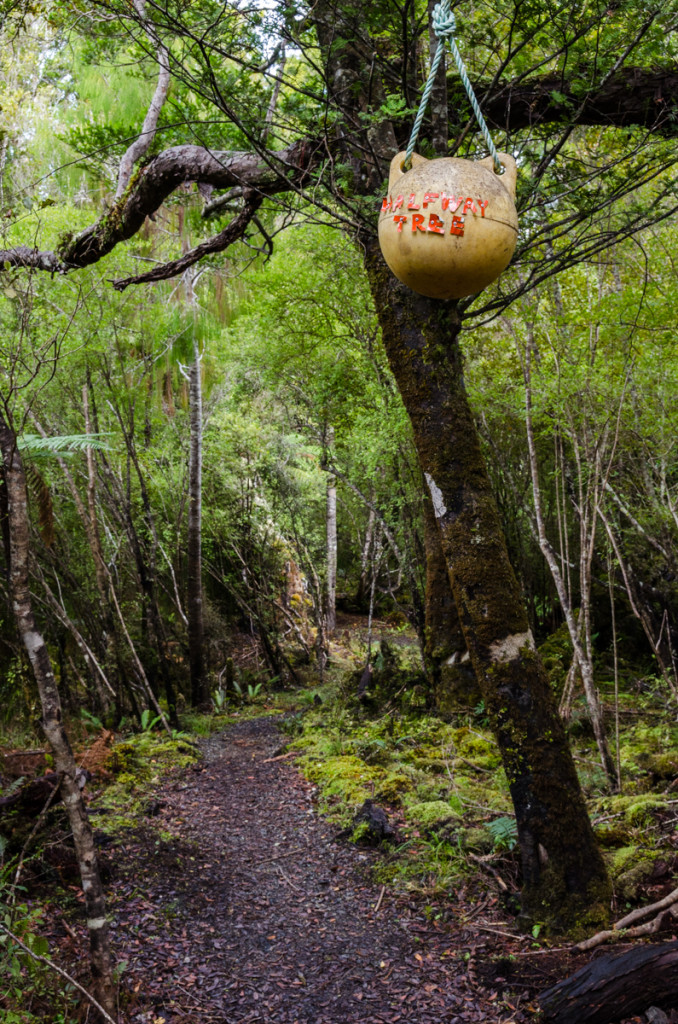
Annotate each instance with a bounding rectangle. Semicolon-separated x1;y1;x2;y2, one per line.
404;800;460;829
89;730;200;832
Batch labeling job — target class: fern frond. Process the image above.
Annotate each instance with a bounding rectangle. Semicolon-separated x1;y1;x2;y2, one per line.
17;433;113;456
25;462;54;547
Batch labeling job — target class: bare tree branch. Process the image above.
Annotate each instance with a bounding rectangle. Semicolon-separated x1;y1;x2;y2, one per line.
115;0;171;198
1;139;316;277
111;190;262;289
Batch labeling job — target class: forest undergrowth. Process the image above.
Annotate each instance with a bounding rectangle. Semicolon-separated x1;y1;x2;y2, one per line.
1;617;678;1022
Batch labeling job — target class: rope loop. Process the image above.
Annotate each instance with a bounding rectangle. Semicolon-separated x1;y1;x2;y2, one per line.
403;1;503;175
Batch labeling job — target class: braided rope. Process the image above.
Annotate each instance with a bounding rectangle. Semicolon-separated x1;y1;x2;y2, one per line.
403;1;503;174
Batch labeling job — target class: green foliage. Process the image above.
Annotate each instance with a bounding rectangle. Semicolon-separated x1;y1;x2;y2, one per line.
17;433;113;456
80;709;104;733
140;709;162;733
0;855;78;1024
486;816;518;851
211;687;228;713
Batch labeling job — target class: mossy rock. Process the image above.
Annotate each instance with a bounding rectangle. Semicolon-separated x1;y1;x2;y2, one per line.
607;847;664;900
106;742;136;774
408;754;447;774
405;800;460;829
415;780;447;802
638;752;678;781
375;771;412;803
609;845;640;876
615;862;654;901
594;822;634;848
302;754;382;805
450;727;501;770
350;738;392;766
601;793;668;826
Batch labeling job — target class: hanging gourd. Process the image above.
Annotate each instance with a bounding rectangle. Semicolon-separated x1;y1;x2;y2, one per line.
378;2;518;300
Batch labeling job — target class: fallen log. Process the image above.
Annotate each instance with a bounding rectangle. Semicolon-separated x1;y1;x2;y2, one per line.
539;941;678;1024
0;772;60;813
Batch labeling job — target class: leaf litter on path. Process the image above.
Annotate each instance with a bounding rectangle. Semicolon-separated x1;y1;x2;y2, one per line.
106;717;532;1023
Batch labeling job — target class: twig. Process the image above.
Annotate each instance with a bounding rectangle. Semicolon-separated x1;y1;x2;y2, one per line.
0;923;118;1024
468;852;509;891
2;749;46;757
511;945;576;956
615;884;678;931
275;864;300;890
465;923;526;940
575;906;678;952
374;885;386;913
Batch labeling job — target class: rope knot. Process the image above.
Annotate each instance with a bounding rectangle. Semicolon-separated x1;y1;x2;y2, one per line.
432;2;456;39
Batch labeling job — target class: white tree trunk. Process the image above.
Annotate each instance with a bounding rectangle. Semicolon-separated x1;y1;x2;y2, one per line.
0;410;117;1019
326;470;337;634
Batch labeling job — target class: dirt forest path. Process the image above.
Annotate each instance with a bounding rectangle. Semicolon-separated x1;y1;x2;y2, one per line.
110;717;526;1024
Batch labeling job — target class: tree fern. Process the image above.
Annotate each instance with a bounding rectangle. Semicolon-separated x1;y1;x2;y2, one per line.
17;433;113;456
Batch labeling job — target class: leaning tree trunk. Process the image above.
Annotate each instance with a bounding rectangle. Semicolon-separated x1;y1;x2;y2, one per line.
187;337;206;705
0;410;116;1018
365;242;610;930
422;490;480;710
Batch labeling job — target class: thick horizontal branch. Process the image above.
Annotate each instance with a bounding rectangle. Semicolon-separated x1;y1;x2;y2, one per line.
480;67;678;134
62;139;315;269
0;245;65;273
112;191;263;289
2;65;677;287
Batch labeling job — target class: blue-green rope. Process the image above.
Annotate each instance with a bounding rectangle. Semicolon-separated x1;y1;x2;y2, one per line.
403;0;503;174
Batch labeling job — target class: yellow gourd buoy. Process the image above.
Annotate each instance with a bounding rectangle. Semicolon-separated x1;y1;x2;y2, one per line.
378;150;518;300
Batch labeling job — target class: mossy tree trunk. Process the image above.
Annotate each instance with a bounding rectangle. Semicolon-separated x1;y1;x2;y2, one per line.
422;491;480;710
365;241;610;929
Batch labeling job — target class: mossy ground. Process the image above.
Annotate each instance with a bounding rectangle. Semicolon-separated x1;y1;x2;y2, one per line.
272;622;678;925
88;729;202;830
2;612;678;1017
285;676;515;900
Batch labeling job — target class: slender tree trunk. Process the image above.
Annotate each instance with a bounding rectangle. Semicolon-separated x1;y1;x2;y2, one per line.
522;351;617;787
422;491;480;710
356;501;375;607
326;470;337;634
82;384;117;714
0;411;116;1019
98;407;179;725
187;338;205;704
365;242;610;929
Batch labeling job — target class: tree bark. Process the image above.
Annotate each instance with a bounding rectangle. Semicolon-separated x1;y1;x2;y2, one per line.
365;240;610;929
0;410;116;1019
115;0;170;198
326;470;337;634
539;941;678;1024
422;490;479;710
188;337;206;705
